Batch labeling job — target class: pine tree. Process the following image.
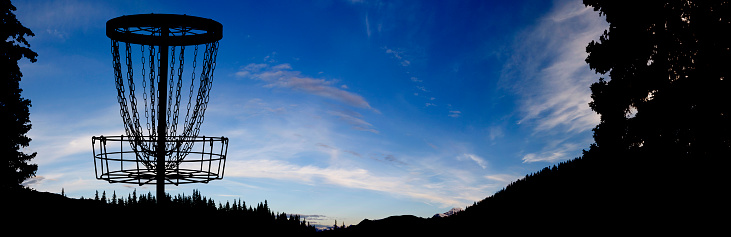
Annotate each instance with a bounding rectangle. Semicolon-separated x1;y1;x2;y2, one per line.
584;0;731;160
1;0;39;189
581;0;729;229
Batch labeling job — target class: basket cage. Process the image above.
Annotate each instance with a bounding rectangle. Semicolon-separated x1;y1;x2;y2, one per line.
92;135;228;185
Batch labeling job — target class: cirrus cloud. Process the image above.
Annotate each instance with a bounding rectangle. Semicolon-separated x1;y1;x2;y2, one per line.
237;63;376;112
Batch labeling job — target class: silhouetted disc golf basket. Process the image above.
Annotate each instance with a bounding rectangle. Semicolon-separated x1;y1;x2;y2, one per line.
92;14;227;200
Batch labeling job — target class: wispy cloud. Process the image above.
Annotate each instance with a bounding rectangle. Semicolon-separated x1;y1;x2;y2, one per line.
500;0;607;163
384;47;411;67
237;63;376;112
448;111;461;118
503;0;606;135
522;141;583;163
365;13;372;38
485;174;520;183
226;159;463;207
221;121;505;208
458;153;487;169
328;110;379;134
26;106;124;165
15;0;113;41
488;126;504;141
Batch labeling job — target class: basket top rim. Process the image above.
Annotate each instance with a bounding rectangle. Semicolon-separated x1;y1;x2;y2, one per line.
106;13;222;46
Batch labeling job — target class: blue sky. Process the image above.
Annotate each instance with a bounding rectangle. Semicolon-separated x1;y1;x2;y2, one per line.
14;0;606;228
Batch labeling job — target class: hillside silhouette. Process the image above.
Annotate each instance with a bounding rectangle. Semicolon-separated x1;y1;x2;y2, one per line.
322;152;722;235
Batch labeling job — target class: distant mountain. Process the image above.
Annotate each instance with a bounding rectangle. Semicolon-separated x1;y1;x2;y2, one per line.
432;207;462;218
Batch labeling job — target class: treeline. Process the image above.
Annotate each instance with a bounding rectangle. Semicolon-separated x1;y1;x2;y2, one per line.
92;189;316;233
5;188;317;235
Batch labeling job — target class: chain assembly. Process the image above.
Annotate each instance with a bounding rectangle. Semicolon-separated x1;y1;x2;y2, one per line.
110;35;218;169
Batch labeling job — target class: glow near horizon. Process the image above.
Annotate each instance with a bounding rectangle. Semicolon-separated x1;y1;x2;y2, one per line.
13;0;606;228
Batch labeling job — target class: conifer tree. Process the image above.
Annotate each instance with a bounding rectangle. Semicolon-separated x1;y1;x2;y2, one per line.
581;1;729;227
1;0;38;189
584;0;731;160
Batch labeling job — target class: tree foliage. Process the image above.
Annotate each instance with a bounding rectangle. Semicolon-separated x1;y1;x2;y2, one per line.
584;0;731;160
1;0;38;188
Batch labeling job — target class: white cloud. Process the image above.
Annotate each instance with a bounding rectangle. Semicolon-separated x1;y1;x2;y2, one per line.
521;141;583;163
485;174;520;183
328;110;379;134
365;13;372;38
384;47;411;67
226;158;462;207
448;110;461;118
488;126;504;141
237;63;376;111
14;0;113;41
502;0;606;135
458;153;487;169
271;63;292;70
497;0;607;164
216;117;504;209
25;105;125;165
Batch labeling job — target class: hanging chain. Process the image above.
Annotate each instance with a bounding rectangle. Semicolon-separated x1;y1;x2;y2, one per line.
112;39;154;166
110;26;220;167
172;45;186;137
149;44;157;139
139;44;153;164
196;42;218;131
141;45;150;136
167;44;175;138
125;42;150;161
171;47;186;140
182;44;198;138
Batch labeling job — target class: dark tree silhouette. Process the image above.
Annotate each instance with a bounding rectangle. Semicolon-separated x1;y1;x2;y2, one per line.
584;0;731;160
1;0;38;189
579;1;729;232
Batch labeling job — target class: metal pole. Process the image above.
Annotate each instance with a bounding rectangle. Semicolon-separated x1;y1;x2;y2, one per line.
157;27;169;205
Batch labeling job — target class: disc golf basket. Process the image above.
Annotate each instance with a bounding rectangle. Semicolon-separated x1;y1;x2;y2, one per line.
92;14;227;200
